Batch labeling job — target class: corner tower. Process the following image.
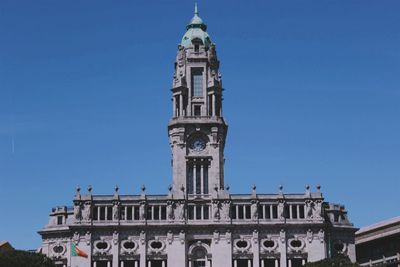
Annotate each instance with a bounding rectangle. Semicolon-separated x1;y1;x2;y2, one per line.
168;5;227;197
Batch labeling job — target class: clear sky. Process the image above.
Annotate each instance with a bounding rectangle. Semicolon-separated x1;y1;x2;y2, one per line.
0;0;399;250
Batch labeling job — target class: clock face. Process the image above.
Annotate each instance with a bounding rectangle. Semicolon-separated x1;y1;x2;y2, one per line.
191;138;206;152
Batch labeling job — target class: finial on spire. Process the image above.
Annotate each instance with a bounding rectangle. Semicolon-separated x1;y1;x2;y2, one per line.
194;3;198;15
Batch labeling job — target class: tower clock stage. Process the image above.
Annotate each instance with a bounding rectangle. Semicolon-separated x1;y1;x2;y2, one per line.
39;5;356;267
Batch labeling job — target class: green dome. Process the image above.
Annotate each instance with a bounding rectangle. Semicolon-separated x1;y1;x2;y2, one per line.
181;4;212;48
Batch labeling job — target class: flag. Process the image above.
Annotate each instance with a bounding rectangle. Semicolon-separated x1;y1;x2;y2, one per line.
71;243;88;258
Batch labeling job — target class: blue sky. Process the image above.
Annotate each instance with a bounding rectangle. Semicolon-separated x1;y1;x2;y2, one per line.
0;0;399;250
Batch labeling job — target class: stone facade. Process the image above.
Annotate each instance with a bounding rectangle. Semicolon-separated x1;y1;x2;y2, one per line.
39;6;356;267
356;217;400;266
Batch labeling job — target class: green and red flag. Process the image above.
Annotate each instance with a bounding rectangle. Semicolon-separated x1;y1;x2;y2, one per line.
71;243;88;258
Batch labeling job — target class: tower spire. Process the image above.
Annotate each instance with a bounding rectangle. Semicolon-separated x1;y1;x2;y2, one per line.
194;3;198;15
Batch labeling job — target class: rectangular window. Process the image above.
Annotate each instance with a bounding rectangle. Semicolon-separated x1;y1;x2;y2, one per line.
134;206;139;220
272;205;278;219
194;105;201;116
93;207;98;220
299;205;305;219
188;206;194;220
292;205;298;219
203;163;208;194
262;259;279;267
191;69;203;97
194;261;206;267
196;164;201;194
57;216;63;225
195;206;202;220
161;206;167;220
127;206;132;220
265;205;271;219
187;163;194;194
231;205;237;219
204;206;209;220
154;206;160;220
147;206;152;220
238;206;244;219
258;205;264;219
245;205;251;219
100;207;105;220
107;207;112;220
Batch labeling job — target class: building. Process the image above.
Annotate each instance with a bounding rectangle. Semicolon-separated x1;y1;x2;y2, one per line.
0;241;14;253
38;6;357;267
356;217;400;266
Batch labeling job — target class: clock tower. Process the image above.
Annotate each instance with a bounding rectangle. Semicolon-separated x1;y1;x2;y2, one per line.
168;5;227;197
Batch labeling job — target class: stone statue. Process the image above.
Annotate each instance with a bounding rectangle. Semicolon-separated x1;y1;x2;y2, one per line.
305;200;313;219
139;202;146;221
175;201;185;221
212;201;220;220
113;231;119;245
82;202;92;222
179;201;186;221
220;201;231;221
314;200;323;219
167;201;174;221
112;202;119;221
73;232;80;244
73;202;81;221
278;200;285;220
251;201;258;220
175;46;186;83
85;231;91;245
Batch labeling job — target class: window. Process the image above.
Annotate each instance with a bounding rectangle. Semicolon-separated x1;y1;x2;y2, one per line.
192;69;203;97
194;105;201;116
107;207;112;220
57;216;63;225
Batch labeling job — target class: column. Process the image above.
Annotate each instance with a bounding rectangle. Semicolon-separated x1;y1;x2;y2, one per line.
94;262;97;267
179;94;183;117
135;261;138;267
212;94;216;116
148;261;151;267
98;207;101;220
289;205;292;219
263;205;266;220
261;260;265;267
107;261;111;267
275;259;279;267
173;96;176;117
288;259;292;267
162;260;166;267
297;205;300;219
121;261;124;267
302;259;306;266
200;163;204;194
188;261;192;267
105;206;108;220
206;259;211;267
234;260;237;267
193;163;197;194
248;259;252;267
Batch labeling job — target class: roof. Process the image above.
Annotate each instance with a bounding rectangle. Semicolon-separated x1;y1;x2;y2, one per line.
355;216;400;244
0;241;14;251
181;4;212;48
356;216;400;235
